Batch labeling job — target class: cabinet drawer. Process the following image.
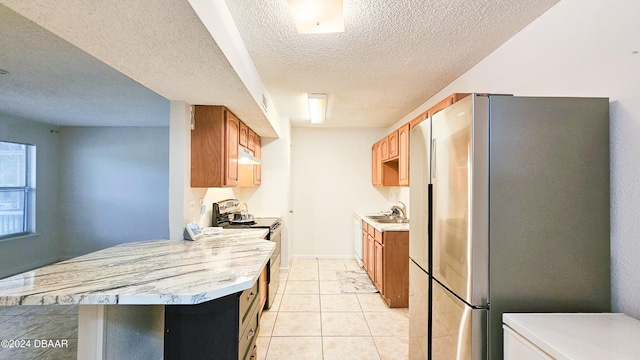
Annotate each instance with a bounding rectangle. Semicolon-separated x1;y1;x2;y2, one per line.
239;302;259;360
239;280;259;332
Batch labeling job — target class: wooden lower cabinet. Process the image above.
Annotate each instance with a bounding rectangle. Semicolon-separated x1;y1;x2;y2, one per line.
362;221;409;308
374;240;384;290
367;234;375;279
362;223;369;270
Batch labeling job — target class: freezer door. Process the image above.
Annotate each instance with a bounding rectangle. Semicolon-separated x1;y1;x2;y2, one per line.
409;260;430;360
409;120;431;272
432;279;487;360
431;95;489;306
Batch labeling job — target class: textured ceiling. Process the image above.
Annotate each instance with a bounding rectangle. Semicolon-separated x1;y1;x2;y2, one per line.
225;0;559;127
0;4;169;127
0;0;276;136
0;0;559;133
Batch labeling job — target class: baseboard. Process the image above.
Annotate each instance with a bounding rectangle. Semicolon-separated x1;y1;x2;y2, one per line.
291;255;357;260
0;256;59;279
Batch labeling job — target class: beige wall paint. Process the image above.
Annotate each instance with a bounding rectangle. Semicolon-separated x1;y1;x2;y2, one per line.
290;127;391;258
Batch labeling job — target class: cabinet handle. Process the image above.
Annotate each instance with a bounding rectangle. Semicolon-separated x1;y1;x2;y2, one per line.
247;328;255;340
247;292;256;302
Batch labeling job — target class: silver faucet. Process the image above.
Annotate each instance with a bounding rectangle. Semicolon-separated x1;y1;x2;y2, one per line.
390;201;407;219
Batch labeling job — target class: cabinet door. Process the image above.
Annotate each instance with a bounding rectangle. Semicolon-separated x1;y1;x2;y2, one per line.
428;93;470;117
374;240;384;290
248;129;256;152
381;137;389;161
239;121;248;147
388;130;399;159
362;228;369;270
253;134;261;185
399;123;410;186
372;142;382;186
225;111;239;186
409;112;427;129
367;235;375;279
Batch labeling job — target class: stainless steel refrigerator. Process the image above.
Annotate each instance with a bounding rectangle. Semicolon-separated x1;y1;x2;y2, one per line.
408;94;611;360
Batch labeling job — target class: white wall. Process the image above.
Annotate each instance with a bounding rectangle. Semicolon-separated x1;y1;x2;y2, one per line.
58;127;170;257
0;115;61;278
291;127;391;258
391;0;640;318
238;116;292;268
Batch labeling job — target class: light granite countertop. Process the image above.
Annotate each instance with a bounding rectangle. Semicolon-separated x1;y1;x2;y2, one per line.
356;212;410;232
0;228;274;306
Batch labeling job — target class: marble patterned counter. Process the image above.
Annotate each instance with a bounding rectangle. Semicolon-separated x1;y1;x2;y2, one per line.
0;228;274;306
0;228;274;359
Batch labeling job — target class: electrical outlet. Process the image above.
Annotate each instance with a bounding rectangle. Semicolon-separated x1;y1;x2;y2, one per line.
188;200;196;213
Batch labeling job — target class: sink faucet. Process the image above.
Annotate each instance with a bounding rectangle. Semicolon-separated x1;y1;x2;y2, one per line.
390;201;407;219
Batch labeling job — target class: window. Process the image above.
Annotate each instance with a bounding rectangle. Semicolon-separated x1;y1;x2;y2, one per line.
0;141;36;239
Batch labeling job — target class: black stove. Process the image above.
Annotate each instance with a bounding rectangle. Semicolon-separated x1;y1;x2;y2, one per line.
212;199;280;230
212;199;282;310
224;217;281;229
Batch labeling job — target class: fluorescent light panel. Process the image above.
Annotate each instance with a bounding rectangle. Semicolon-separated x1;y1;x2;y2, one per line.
308;93;327;124
288;0;344;34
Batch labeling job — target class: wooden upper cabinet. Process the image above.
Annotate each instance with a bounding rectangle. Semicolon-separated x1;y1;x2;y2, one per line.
247;129;257;152
225;112;240;186
388;130;399;159
409;112;427;129
239;121;248;148
398;123;410;186
191;105;239;187
428;93;470;117
370;93;469;188
372;141;382;186
380;137;389;161
253;135;261;185
239;129;261;187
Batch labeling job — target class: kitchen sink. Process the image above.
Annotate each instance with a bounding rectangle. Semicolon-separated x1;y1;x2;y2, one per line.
367;215;397;221
366;215;409;224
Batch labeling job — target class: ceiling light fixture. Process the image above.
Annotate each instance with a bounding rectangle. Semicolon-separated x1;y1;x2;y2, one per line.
308;93;328;124
287;0;344;34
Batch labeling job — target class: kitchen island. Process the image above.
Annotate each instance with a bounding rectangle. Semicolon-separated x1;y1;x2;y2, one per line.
0;228;274;359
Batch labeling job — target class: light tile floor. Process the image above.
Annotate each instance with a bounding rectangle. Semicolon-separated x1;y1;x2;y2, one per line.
0;258;409;360
258;258;409;360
